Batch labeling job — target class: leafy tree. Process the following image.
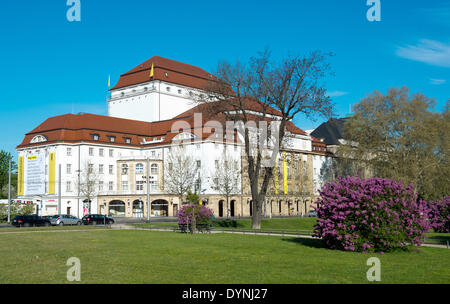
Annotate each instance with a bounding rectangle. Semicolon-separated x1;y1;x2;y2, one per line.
0;151;17;199
339;87;449;200
0;203;34;222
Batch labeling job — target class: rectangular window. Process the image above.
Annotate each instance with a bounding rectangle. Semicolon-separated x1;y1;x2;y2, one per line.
99;164;104;174
66;164;71;174
136;181;144;191
99;148;104;157
122;181;128;191
89;148;94;156
99;181;103;191
88;164;94;173
196;160;201;168
108;181;113;191
92;134;99;141
109;136;115;143
67;148;72;156
109;149;114;157
150;181;157;191
66;181;72;192
109;165;113;175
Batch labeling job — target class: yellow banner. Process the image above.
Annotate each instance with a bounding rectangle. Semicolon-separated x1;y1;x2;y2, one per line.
283;152;287;194
274;155;279;195
48;152;55;194
18;156;24;196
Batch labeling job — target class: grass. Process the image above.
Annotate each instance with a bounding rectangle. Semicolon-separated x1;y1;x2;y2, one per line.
0;229;448;284
0;225;110;233
133;217;317;234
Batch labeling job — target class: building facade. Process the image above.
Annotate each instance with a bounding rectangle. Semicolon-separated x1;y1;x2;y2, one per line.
16;55;329;218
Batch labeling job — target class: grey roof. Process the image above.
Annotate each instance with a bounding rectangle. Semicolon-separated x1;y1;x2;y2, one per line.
310;117;349;146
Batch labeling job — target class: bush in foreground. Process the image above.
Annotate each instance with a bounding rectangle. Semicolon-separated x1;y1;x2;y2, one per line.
178;204;214;226
424;196;450;233
313;176;430;253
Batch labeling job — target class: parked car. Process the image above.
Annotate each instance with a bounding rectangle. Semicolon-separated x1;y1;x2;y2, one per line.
306;210;317;217
41;215;53;221
11;215;51;227
82;214;114;225
50;214;82;226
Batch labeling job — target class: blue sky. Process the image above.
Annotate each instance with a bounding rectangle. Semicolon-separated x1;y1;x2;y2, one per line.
1;0;449;159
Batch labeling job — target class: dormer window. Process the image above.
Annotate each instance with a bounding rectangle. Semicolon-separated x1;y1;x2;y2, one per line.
108;136;116;143
124;137;131;144
166;87;171;92
91;134;99;141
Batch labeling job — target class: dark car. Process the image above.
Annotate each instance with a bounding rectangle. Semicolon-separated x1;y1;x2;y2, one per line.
82;214;114;225
11;215;51;227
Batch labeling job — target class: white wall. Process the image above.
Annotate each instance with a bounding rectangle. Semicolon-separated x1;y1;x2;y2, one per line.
109;80;200;122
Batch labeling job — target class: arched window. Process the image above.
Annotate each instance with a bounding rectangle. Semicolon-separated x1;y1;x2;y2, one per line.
136;163;144;174
151;164;158;174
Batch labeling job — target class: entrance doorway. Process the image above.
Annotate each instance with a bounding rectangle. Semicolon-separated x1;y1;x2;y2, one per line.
173;204;178;217
132;200;144;218
218;200;224;217
230;200;235;217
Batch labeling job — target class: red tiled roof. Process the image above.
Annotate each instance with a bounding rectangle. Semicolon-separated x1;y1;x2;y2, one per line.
110;55;218;91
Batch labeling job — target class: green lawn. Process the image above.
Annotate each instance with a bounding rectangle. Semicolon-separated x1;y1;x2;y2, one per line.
134;217;317;234
0;225;109;233
0;229;448;284
133;218;450;244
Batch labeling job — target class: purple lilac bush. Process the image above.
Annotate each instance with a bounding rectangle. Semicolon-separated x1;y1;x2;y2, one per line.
313;176;431;253
178;204;214;226
423;196;450;233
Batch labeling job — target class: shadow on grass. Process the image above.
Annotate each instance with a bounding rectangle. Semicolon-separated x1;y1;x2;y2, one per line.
281;237;325;249
426;235;450;244
212;219;246;228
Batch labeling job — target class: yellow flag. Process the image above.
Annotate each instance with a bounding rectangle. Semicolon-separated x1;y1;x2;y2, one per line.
108;74;110;87
48;152;56;194
149;63;154;78
18;156;24;196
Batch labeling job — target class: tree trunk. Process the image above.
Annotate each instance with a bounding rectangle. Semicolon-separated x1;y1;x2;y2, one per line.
226;196;229;219
251;196;264;229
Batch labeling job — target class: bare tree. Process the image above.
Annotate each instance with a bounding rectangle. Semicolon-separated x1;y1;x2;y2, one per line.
164;146;198;205
75;160;99;215
211;152;241;218
198;50;333;229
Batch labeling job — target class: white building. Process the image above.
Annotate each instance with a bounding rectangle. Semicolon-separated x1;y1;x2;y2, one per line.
16;55;329;218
